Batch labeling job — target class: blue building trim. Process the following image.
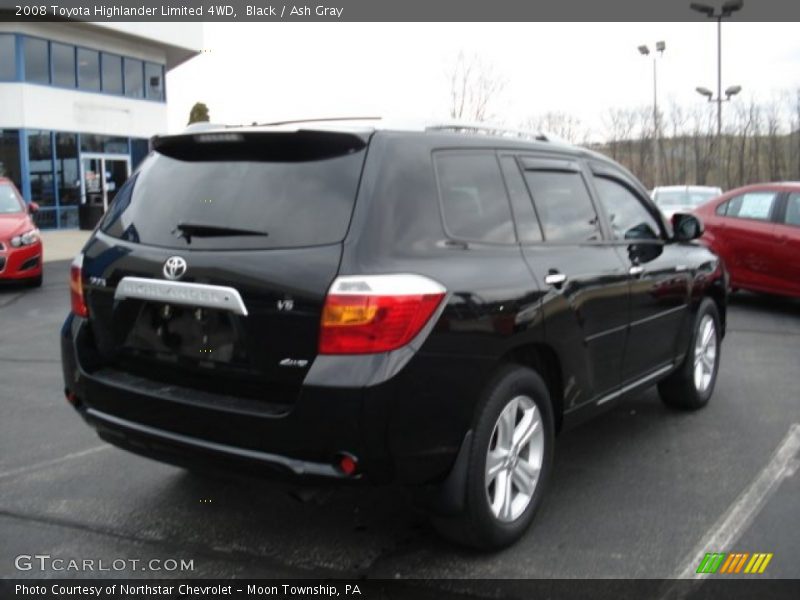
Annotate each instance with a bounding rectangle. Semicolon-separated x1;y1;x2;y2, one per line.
50;130;61;228
19;129;31;203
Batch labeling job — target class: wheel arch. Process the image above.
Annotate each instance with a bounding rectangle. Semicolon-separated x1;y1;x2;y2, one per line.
501;343;564;432
707;276;728;337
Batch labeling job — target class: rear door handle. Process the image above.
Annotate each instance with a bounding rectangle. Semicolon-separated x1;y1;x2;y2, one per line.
629;265;644;276
544;273;567;287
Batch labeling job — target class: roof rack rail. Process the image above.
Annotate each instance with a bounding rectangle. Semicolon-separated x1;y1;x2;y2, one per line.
183;122;228;132
425;121;550;142
257;116;383;127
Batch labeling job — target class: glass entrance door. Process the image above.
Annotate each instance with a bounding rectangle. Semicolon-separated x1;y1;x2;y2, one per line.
81;157;104;209
104;159;130;208
80;153;131;211
79;153;131;229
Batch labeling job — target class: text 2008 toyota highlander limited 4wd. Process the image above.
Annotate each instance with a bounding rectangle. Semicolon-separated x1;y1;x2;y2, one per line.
61;120;727;548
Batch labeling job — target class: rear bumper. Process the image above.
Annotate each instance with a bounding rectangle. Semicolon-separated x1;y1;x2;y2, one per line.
83;407;347;480
0;241;42;280
61;313;491;485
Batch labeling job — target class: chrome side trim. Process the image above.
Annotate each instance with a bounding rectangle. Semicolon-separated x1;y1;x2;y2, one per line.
585;323;628;343
596;363;674;406
114;276;248;316
629;304;686;328
85;409;342;478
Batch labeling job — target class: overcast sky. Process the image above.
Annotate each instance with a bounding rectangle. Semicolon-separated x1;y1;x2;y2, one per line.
165;22;800;140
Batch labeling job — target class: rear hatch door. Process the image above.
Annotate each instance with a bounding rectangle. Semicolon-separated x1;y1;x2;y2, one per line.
82;128;369;405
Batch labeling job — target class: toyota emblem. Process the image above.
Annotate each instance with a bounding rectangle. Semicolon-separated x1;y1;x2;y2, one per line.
163;256;187;280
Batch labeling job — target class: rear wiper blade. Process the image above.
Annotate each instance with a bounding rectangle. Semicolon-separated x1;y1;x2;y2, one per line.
172;222;269;243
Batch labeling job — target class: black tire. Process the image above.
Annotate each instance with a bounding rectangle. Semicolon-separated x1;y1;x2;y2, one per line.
433;365;555;549
29;274;43;288
658;298;721;410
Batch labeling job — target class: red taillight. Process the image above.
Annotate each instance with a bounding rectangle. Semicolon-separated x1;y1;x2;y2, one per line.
70;255;88;318
337;453;358;476
319;274;446;355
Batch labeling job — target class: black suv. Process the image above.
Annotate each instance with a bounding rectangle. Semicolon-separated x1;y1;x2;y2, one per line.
61;120;727;549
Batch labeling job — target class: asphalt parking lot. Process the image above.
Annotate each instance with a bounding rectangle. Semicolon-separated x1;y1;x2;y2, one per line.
1;258;798;585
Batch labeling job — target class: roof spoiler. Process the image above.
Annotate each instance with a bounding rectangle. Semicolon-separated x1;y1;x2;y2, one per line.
151;129;368;163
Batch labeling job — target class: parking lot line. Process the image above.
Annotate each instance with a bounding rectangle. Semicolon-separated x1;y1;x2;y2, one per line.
0;445;109;481
671;423;800;581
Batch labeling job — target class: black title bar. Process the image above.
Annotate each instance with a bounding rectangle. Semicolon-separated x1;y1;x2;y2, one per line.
1;0;800;22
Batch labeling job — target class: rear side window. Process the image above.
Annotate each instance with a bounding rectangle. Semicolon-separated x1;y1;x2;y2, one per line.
499;156;542;243
101;132;367;250
523;170;601;242
435;152;516;244
785;193;800;227
719;192;777;221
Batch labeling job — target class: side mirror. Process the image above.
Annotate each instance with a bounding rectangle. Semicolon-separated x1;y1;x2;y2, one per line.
28;201;39;215
672;212;704;242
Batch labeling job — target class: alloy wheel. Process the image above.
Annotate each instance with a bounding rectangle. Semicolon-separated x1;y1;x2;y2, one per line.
485;395;544;522
694;314;717;393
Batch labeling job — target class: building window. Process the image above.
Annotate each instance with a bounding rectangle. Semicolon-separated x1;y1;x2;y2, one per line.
123;57;143;98
27;130;56;207
24;37;49;84
55;133;80;206
0;130;22;192
80;134;128;155
77;48;100;91
0;35;16;81
145;62;164;100
131;138;150;169
52;42;76;88
102;53;123;94
14;35;165;101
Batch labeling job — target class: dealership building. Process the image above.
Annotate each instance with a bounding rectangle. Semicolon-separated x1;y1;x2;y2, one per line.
0;22;202;228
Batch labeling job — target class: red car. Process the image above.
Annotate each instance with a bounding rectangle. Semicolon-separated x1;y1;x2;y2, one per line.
0;177;42;287
694;182;800;298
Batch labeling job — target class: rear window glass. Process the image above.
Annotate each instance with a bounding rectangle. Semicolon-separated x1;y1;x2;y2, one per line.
100;134;366;250
435;152;515;244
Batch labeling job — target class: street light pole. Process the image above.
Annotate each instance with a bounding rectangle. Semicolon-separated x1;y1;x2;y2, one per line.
654;51;659;187
638;42;665;188
691;1;744;186
717;15;722;140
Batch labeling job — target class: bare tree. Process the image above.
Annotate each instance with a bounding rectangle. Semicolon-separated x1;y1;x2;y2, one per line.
690;105;716;185
666;101;689;183
447;51;506;122
764;100;785;181
794;89;800;179
603;108;638;165
522;111;587;144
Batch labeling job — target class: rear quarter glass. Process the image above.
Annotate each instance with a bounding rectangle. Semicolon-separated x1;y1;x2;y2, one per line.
100;132;368;251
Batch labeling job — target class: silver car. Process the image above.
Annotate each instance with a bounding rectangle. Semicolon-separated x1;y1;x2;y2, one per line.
652;185;723;219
